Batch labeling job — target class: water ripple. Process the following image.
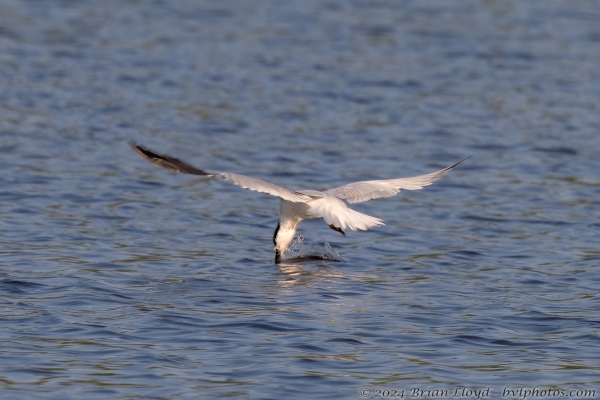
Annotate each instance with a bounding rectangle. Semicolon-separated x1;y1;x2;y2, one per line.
1;0;599;398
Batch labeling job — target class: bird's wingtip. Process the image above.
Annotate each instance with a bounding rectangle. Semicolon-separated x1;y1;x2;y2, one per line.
455;155;472;165
128;140;145;155
444;155;472;172
129;141;159;160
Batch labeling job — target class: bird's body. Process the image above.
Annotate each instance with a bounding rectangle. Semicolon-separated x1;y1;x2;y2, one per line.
130;142;467;263
274;191;384;261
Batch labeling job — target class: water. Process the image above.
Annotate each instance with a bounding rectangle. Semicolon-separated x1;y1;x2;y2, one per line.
1;0;600;398
284;234;344;262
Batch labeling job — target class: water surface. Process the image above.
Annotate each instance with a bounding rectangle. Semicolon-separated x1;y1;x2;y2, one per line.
1;0;600;398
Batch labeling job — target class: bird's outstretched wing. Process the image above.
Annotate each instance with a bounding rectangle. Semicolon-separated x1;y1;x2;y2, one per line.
325;157;470;204
130;142;317;203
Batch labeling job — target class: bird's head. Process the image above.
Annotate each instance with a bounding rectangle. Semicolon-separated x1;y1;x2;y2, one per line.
273;223;296;263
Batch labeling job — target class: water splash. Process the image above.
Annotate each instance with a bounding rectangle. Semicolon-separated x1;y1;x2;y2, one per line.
282;233;344;262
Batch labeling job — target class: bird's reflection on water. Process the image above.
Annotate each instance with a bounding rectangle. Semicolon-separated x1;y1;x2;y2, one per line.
276;261;344;287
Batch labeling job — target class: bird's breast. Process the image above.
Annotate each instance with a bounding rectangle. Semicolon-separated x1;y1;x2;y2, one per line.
279;200;313;223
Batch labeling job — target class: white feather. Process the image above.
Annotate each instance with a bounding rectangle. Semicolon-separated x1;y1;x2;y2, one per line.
325;157;470;203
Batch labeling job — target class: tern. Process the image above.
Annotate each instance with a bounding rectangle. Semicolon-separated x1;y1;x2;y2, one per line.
130;142;468;263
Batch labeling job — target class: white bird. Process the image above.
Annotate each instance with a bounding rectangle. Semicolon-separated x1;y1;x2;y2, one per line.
130;142;468;263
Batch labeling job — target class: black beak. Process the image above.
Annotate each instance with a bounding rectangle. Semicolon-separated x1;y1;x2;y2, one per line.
275;249;281;264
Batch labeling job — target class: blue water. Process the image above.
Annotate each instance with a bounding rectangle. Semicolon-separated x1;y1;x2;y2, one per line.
1;0;600;398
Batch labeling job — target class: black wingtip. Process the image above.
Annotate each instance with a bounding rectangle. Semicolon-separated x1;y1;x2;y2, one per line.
129;141;157;159
129;140;146;155
444;155;472;172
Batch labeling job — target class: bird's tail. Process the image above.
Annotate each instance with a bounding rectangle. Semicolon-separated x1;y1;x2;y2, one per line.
344;208;385;231
309;196;385;232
